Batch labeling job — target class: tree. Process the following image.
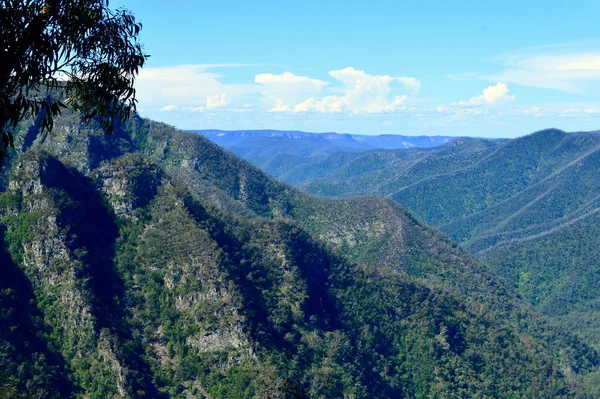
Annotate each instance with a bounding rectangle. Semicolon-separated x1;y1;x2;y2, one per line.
0;0;148;167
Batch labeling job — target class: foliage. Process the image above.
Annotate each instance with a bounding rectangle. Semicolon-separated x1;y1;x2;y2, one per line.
232;128;600;350
1;114;599;397
0;0;147;166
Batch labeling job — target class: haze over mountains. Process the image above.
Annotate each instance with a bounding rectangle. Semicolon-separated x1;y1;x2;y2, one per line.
204;127;600;353
193;129;458;158
2;112;600;397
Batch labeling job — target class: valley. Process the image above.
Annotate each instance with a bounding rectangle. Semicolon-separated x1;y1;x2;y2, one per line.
1;114;599;397
3;0;600;397
204;128;600;353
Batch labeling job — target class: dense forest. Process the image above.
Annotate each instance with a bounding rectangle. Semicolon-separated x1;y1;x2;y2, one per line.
238;130;600;352
2;112;600;397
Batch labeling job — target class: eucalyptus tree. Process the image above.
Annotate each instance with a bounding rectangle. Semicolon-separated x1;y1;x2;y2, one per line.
0;0;148;166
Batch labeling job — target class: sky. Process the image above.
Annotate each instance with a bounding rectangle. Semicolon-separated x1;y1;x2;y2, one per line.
113;0;600;137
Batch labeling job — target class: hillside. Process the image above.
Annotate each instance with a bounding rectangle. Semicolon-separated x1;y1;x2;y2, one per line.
1;116;600;398
250;137;499;189
239;129;600;350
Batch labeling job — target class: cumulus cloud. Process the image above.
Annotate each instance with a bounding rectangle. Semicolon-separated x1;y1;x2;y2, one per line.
294;67;419;114
136;63;428;125
295;93;407;113
433;83;517;124
254;72;329;112
138;64;421;117
206;94;230;109
459;82;515;106
136;64;258;112
397;77;422;92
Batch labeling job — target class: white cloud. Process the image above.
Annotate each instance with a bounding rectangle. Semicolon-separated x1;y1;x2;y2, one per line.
182;106;205;112
485;47;600;93
136;64;258;111
294;67;418;114
206;94;230;109
254;72;329;112
138;64;421;117
158;94;230;113
556;55;600;71
522;106;546;117
562;108;579;115
460;82;515;106
254;71;329;88
521;104;600;118
269;103;291;112
160;104;177;112
558;107;600;117
434;83;516;124
397;77;422;92
294;97;343;113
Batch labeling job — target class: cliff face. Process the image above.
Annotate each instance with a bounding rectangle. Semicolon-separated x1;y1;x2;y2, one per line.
1;114;599;398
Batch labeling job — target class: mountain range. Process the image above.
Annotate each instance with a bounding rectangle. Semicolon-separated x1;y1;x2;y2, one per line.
1;115;599;397
192;129;459;158
222;128;600;353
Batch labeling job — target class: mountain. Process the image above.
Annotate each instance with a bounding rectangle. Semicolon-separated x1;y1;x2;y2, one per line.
192;130;374;158
352;133;459;149
1;116;600;398
241;129;600;351
250;136;500;187
193;129;458;158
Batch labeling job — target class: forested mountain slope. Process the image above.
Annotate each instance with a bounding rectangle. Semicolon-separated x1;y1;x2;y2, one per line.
1;115;599;398
251;137;499;187
241;129;600;350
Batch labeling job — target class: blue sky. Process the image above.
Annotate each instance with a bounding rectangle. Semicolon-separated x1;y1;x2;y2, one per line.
114;0;600;137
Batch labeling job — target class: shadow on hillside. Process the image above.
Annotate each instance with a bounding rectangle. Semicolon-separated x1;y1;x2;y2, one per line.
87;122;135;169
40;157;163;398
181;192;408;396
183;191;351;365
0;228;73;397
181;196;313;397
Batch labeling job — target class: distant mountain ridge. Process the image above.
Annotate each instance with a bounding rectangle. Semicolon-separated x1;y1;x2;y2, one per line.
192;129;459;157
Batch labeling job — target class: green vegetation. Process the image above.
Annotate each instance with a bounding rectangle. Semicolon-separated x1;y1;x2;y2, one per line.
237;129;600;351
1;114;600;397
0;0;147;166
